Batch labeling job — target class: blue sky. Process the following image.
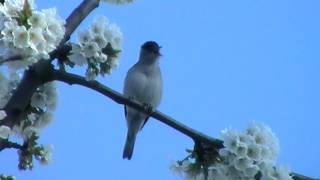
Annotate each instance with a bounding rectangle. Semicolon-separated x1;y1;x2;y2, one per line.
1;0;320;179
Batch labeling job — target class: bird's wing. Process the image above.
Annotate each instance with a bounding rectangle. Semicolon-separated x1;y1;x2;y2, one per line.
123;65;148;119
123;66;148;100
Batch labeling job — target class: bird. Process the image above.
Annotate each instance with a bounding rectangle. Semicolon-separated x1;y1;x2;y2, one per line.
122;41;163;160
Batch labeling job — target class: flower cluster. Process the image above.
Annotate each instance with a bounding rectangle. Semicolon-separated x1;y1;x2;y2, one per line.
68;16;122;80
0;70;21;139
0;69;57;139
0;69;56;169
101;0;133;5
11;82;57;140
0;125;10;139
0;0;65;69
171;122;293;180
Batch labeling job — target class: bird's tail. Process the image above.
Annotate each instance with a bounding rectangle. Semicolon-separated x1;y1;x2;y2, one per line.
123;128;137;160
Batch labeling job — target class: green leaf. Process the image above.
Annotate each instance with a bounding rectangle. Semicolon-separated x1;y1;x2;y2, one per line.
101;43;121;58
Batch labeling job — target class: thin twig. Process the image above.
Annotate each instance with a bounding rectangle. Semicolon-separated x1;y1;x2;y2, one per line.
0;139;22;151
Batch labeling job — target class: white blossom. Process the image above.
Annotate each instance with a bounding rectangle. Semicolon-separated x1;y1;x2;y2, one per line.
207;166;227;180
0;125;11;139
0;1;65;69
0;110;7;120
28;27;45;51
0;71;9;102
31;82;57;110
42;82;57;110
12;26;29;48
1;21;16;42
34;111;53;128
83;41;99;58
244;165;259;177
109;56;119;68
31;91;47;109
28;11;47;28
91;16;109;35
93;34;108;49
220;129;240;154
171;122;291;180
69;44;87;66
68;16;122;80
94;53;108;64
246;144;262;161
234;157;252;171
12;125;38;140
0;71;20;107
78;29;93;45
247;122;279;160
103;23;123;49
0;14;6;33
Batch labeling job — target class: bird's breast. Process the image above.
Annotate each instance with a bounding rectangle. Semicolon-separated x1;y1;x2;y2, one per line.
123;64;162;108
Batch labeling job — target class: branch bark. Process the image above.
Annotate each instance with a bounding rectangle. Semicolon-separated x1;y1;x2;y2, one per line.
0;139;22;151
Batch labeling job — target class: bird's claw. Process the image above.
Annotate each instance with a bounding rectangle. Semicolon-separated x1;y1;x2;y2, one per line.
128;96;134;101
143;103;154;114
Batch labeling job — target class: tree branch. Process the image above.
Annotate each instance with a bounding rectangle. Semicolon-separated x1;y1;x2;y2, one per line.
52;69;224;148
0;139;22;151
51;69;317;180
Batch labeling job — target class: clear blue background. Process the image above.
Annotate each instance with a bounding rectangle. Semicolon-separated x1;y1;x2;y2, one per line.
1;0;320;179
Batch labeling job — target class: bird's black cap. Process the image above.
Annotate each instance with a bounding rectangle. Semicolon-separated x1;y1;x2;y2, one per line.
141;41;161;55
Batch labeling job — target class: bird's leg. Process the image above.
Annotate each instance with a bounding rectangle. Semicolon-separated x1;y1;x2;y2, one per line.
142;103;154;115
127;96;154;114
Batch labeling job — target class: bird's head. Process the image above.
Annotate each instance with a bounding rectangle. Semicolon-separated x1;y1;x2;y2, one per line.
139;41;162;63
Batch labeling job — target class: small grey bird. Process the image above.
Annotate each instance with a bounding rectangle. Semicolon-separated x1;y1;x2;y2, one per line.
123;41;163;160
